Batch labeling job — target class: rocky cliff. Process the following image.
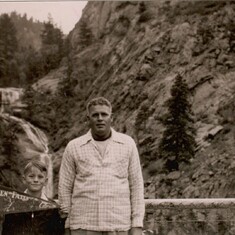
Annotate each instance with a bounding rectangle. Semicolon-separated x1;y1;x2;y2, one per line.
36;1;235;199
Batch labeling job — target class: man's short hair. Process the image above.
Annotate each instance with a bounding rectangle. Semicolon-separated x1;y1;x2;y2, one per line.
86;97;112;114
23;160;48;176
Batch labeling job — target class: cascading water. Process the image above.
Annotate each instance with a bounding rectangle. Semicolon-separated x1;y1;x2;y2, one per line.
0;88;54;199
0;88;23;113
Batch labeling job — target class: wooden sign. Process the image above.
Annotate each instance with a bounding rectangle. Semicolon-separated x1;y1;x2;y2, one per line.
0;185;58;214
0;186;65;235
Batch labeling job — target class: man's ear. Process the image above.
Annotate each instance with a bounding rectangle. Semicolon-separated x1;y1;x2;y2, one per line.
111;113;113;122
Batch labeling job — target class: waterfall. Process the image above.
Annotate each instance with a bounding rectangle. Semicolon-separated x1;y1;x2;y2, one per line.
0;88;24;113
0;88;54;199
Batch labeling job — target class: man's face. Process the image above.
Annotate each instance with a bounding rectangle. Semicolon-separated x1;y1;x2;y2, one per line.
87;104;112;140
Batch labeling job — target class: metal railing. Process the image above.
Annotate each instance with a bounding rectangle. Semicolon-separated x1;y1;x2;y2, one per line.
144;199;235;235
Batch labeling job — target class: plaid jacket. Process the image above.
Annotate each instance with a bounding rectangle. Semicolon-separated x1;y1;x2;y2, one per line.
58;129;145;231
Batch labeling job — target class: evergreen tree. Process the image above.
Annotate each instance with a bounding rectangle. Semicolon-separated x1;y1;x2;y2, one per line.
0;14;18;61
0;13;18;84
78;18;93;50
40;17;64;74
158;74;196;171
0;39;6;77
22;85;36;114
41;21;56;45
25;48;44;82
0;118;18;158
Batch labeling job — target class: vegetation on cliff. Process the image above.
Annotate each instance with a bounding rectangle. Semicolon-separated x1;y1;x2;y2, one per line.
1;1;235;201
0;117;22;189
158;74;196;171
0;12;66;87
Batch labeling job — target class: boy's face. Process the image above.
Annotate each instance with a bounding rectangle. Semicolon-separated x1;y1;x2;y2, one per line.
23;166;48;193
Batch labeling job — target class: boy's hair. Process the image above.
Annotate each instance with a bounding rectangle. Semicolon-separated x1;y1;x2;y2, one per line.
86;97;112;114
23;160;48;176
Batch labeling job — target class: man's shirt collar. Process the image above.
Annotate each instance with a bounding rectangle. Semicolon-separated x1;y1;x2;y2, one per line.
80;128;125;146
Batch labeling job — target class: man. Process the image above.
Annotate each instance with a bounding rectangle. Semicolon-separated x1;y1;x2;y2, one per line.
59;97;145;235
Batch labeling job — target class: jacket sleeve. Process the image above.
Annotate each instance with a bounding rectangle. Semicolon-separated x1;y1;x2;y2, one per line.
128;138;145;228
58;142;76;228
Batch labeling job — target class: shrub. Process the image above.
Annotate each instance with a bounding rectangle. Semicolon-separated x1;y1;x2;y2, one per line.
138;11;153;23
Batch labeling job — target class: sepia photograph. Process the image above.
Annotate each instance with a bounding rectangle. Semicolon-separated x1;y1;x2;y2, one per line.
0;1;235;234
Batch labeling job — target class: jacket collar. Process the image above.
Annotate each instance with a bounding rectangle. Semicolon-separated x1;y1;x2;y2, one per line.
80;128;125;146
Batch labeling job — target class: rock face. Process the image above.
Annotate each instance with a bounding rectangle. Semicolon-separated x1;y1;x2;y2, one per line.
37;2;235;198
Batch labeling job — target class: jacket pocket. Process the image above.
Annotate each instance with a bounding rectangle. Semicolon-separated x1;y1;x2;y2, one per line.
113;157;129;178
77;158;94;177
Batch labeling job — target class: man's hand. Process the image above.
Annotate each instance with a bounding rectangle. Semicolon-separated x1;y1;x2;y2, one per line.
59;204;69;219
59;210;68;219
130;227;142;235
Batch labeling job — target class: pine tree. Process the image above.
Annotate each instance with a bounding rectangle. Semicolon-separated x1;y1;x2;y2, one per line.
22;85;36;117
40;17;64;74
25;47;44;82
41;21;55;45
0;14;18;61
78;18;93;50
0;38;6;77
0;13;18;83
158;74;196;171
0;117;18;158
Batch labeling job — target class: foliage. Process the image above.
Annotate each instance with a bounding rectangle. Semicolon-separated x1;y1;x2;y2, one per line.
0;13;19;85
225;20;235;53
0;12;46;86
114;15;130;37
0;14;18;60
197;19;214;45
0;12;67;87
138;2;146;13
77;18;93;50
40;18;65;75
138;11;153;23
23;48;43;83
158;74;196;171
21;61;77;150
115;1;135;10
170;1;226;17
57;57;76;98
9;11;43;50
135;100;150;131
0;117;25;189
137;1;153;23
18;16;66;83
138;11;152;23
1;123;19;157
21;85;55;131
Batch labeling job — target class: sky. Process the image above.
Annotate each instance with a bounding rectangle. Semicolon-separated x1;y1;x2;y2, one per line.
0;1;88;34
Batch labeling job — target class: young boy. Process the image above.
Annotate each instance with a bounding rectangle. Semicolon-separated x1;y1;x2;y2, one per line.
23;160;48;200
2;160;65;235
